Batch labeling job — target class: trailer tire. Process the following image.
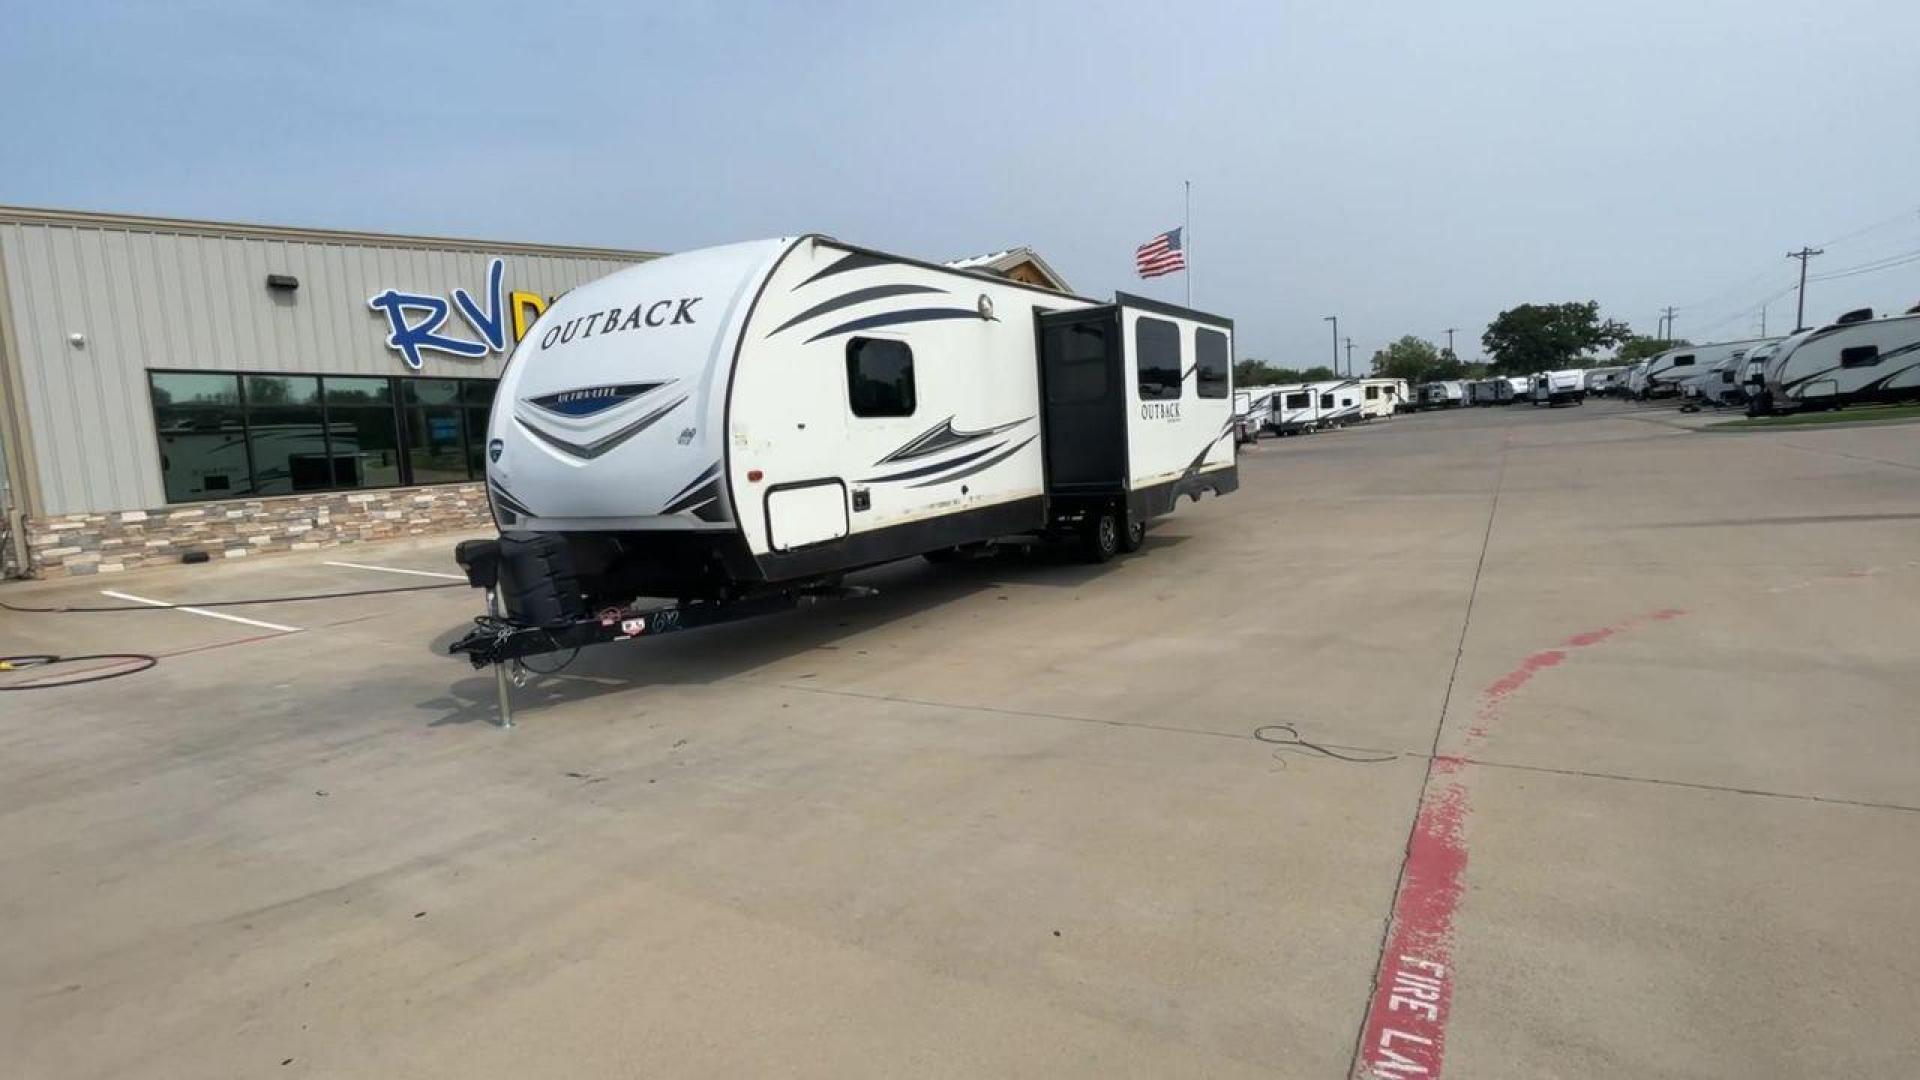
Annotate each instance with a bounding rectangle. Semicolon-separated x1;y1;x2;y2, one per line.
1118;513;1146;554
1081;507;1121;563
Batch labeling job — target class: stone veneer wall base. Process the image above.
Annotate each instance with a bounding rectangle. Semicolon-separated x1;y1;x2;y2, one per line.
22;483;491;578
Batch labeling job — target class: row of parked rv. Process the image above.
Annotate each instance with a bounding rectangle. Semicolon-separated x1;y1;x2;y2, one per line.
1411;371;1591;409
1232;378;1409;440
1591;304;1920;415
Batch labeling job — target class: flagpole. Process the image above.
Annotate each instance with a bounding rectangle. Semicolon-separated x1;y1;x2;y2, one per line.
1184;179;1192;308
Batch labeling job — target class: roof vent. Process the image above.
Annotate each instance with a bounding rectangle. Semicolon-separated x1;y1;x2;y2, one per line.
1835;307;1873;325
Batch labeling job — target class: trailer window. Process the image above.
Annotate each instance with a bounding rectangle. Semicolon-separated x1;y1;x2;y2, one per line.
1134;317;1183;400
1840;345;1881;368
1365;385;1378;399
1319;393;1333;409
1285;392;1308;409
1672;355;1695;367
846;337;916;417
1194;327;1229;399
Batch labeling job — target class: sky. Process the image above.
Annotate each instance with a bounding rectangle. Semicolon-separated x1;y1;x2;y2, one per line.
5;0;1919;367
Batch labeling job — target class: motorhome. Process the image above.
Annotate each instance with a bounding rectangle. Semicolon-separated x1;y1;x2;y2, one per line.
1359;377;1408;419
1754;308;1920;414
1419;380;1466;409
463;234;1240;632
1530;369;1585;406
1307;379;1364;426
1266;383;1319;434
1467;378;1513;406
1638;337;1779;399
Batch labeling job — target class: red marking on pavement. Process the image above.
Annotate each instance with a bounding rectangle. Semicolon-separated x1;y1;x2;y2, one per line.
1355;608;1687;1078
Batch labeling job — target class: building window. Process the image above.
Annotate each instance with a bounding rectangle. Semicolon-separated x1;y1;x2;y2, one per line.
1134;317;1182;400
464;380;497;477
402;379;471;484
148;371;494;504
242;375;328;495
846;337;915;417
1195;327;1229;399
151;373;249;503
323;376;402;489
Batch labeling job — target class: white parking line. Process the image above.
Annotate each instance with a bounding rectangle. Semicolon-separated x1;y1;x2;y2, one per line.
99;590;301;634
324;560;466;581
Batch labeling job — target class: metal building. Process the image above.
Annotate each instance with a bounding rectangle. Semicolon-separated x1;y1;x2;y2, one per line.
0;206;655;577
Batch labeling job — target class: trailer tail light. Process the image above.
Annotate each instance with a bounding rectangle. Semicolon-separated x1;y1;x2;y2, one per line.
748;469;764;482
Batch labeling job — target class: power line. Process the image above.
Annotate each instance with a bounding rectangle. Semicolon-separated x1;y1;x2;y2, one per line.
1807;246;1920;282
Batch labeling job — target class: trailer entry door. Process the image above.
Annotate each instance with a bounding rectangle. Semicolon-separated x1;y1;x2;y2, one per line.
1037;307;1126;494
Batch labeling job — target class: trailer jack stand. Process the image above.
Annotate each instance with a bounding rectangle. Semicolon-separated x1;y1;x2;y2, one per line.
452;582;880;729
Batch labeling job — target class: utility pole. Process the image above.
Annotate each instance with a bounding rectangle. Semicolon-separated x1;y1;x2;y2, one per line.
1658;306;1677;341
1444;327;1457;358
1786;246;1823;332
1344;337;1354;376
1323;315;1339;375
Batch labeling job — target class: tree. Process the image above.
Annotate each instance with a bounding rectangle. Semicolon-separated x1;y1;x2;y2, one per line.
1614;335;1690;365
1480;302;1632;374
1234;359;1336;386
1370;335;1465;384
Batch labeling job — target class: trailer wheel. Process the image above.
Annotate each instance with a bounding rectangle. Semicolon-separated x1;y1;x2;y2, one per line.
1118;513;1146;554
1081;507;1120;563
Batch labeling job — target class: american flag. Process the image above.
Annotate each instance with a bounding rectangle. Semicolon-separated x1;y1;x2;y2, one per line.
1134;227;1187;278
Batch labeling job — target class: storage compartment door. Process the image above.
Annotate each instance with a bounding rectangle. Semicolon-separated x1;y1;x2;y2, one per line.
1037;307;1126;493
766;480;849;551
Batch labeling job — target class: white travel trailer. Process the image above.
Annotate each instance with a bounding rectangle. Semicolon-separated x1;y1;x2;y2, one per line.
1504;375;1530;398
1681;348;1765;409
1584;366;1626;395
1269;383;1320;434
1419;380;1466;408
1308;379;1364;426
1235;385;1276;443
1736;342;1780;402
1638;337;1779;398
1755;308;1920;414
449;235;1241;673
1624;361;1650;398
1359;377;1408;419
1530;369;1585;405
1467;378;1513;406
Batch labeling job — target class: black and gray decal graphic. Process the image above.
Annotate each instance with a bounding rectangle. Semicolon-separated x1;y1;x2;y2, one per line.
660;462;727;519
792;251;896;290
767;284;948;338
803;307;981;344
906;436;1037;488
525;381;668;418
1179;421;1237;480
514;396;687;460
488;480;536;521
875;416;1031;465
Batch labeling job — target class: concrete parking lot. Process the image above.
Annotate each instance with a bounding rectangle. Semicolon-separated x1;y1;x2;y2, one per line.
3;401;1917;1079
